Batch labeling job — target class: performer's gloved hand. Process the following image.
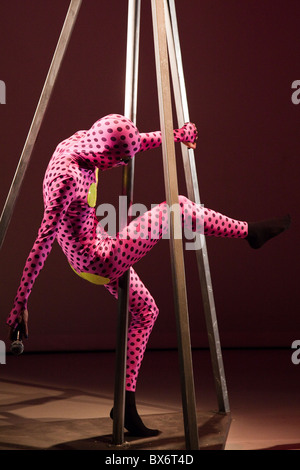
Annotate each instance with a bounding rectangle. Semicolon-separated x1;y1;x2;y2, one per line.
177;122;198;150
8;309;29;341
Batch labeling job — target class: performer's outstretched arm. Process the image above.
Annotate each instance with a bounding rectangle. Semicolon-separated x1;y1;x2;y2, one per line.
138;122;198;153
7;175;75;330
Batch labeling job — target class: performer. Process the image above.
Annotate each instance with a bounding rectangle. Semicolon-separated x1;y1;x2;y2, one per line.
7;114;290;436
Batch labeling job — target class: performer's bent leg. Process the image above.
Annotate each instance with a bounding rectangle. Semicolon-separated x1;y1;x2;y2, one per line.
105;268;160;437
93;196;290;380
90;196;290;436
105;268;159;392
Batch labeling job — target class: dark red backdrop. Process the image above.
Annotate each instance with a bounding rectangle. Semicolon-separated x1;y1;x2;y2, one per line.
1;0;299;352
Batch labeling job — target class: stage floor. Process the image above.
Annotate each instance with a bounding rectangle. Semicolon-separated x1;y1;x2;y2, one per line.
0;348;299;450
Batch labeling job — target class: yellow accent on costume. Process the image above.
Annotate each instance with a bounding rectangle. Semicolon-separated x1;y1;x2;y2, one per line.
87;168;99;208
70;169;109;285
70;263;110;285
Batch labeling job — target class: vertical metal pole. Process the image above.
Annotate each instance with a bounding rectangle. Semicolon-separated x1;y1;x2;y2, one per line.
165;0;230;413
151;0;199;450
112;0;141;446
0;0;82;252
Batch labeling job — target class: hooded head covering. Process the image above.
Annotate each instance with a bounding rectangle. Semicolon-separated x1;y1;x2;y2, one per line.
68;114;141;171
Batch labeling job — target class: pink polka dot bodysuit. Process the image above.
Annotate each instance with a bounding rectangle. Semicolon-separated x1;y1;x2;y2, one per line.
7;114;248;392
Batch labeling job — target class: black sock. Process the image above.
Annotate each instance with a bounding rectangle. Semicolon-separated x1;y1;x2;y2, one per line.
110;391;160;437
246;214;291;249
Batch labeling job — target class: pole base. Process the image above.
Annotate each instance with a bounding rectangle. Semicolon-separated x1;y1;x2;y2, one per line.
49;410;231;450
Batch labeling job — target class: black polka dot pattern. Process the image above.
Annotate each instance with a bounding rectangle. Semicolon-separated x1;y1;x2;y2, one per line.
105;268;159;392
6;114;247;392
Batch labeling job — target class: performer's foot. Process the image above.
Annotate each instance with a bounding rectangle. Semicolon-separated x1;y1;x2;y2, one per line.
110;391;160;437
246;214;291;249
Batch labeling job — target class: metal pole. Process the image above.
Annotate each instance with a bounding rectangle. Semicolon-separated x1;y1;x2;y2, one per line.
151;0;199;451
112;0;141;446
0;0;82;252
165;0;230;413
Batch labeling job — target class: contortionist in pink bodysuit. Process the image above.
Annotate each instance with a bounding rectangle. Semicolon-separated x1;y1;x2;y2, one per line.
7;114;290;436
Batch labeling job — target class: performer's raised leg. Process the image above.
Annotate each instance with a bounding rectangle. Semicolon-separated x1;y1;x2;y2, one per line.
246;215;291;249
100;198;290;436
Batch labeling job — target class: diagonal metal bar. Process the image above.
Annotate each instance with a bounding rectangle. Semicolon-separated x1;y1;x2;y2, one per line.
0;0;82;252
151;0;199;451
113;0;141;446
165;0;230;413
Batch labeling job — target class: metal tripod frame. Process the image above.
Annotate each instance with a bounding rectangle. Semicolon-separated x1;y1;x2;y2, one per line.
0;0;230;452
114;0;230;450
